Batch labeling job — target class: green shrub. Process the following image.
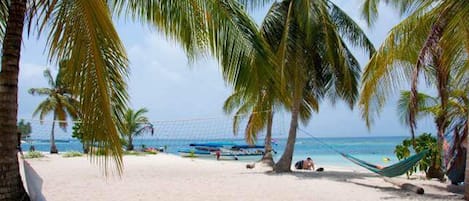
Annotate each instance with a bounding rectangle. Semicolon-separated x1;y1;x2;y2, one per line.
24;151;44;159
62;151;83;158
394;133;441;178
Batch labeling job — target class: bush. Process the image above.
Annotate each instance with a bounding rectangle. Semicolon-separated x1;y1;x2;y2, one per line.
394;133;442;178
62;151;83;158
24;151;44;159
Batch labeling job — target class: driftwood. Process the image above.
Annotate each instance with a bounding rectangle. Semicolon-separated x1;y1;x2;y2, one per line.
383;177;425;194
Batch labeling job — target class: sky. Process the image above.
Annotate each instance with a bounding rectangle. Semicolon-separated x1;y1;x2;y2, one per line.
17;0;436;138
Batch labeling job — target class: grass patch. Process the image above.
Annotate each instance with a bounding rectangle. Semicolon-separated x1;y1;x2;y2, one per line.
62;151;83;158
24;151;44;159
124;151;145;156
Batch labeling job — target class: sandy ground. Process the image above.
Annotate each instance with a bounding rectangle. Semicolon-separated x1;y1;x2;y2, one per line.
22;153;462;201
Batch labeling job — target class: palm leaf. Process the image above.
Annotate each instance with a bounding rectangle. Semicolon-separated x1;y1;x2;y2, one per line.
359;9;438;127
110;0;274;93
0;0;7;47
28;87;52;96
43;0;128;174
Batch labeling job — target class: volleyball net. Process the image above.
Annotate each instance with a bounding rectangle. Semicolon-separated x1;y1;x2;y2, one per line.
18;113;292;154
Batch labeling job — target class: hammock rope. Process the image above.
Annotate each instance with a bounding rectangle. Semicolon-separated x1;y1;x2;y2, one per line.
298;128;428;177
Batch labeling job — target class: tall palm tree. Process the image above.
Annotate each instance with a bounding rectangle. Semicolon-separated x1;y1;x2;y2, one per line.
254;0;374;172
0;0;270;199
29;68;79;154
360;0;469;198
120;108;152;151
360;0;469;167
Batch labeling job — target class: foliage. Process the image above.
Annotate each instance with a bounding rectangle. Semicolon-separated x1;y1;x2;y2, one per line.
17;119;32;139
72;121;89;153
24;151;45;159
359;0;469;138
394;133;440;177
29;68;80;128
94;148;108;156
248;0;374;172
62;151;83;158
29;67;80;153
120;108;152;151
1;0;272;176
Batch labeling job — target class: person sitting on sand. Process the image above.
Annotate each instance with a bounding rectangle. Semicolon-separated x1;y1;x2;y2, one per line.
294;157;315;170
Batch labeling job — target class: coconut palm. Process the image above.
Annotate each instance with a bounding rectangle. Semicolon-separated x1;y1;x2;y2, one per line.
120;108;152;151
29;68;80;154
223;87;279;165
360;0;469;165
0;0;270;199
249;0;375;172
360;0;469;198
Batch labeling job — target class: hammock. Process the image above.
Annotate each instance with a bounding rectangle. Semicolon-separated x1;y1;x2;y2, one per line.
341;150;428;177
298;128;428;177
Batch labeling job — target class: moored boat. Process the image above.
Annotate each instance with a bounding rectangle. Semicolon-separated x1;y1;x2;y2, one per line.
177;142;273;160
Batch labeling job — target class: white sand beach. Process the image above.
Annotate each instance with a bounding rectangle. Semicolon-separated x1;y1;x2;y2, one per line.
22;154;461;201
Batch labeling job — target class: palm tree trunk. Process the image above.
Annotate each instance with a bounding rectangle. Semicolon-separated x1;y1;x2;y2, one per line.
127;135;133;151
0;0;30;200
260;111;274;166
50;114;58;154
464;120;469;200
274;97;301;172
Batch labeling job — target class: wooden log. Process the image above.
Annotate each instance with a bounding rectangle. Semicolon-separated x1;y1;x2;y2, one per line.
383;177;425;194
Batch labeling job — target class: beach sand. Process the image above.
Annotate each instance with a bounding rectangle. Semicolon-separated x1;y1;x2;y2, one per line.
23;153;461;201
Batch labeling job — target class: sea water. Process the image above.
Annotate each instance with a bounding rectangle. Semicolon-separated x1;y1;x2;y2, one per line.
21;136;408;167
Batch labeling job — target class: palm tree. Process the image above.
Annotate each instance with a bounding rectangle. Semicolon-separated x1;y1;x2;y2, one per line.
359;1;468;197
360;0;469;168
223;88;279;165
29;68;79;154
0;0;270;199
253;0;374;172
120;108;152;151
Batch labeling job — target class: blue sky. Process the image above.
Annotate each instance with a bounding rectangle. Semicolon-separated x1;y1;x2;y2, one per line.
17;0;435;137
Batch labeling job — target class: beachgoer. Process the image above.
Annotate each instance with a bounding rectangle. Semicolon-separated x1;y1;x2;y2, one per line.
294;157;315;170
215;150;221;160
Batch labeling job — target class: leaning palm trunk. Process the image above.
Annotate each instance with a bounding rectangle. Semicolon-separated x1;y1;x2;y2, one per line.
274;98;301;172
0;0;30;200
50;114;58;154
411;17;449;170
260;111;274;166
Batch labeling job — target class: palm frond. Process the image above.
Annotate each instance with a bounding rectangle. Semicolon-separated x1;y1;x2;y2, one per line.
43;68;56;87
329;2;375;56
32;98;54;121
28;87;52;96
0;0;8;47
236;0;274;11
361;0;435;26
397;91;438;136
361;0;379;26
359;10;437;127
43;0;128;174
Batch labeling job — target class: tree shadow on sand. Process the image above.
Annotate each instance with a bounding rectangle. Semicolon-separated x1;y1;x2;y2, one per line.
242;169;462;200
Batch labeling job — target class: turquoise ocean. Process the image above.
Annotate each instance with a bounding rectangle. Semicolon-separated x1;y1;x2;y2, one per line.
21;136;408;167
